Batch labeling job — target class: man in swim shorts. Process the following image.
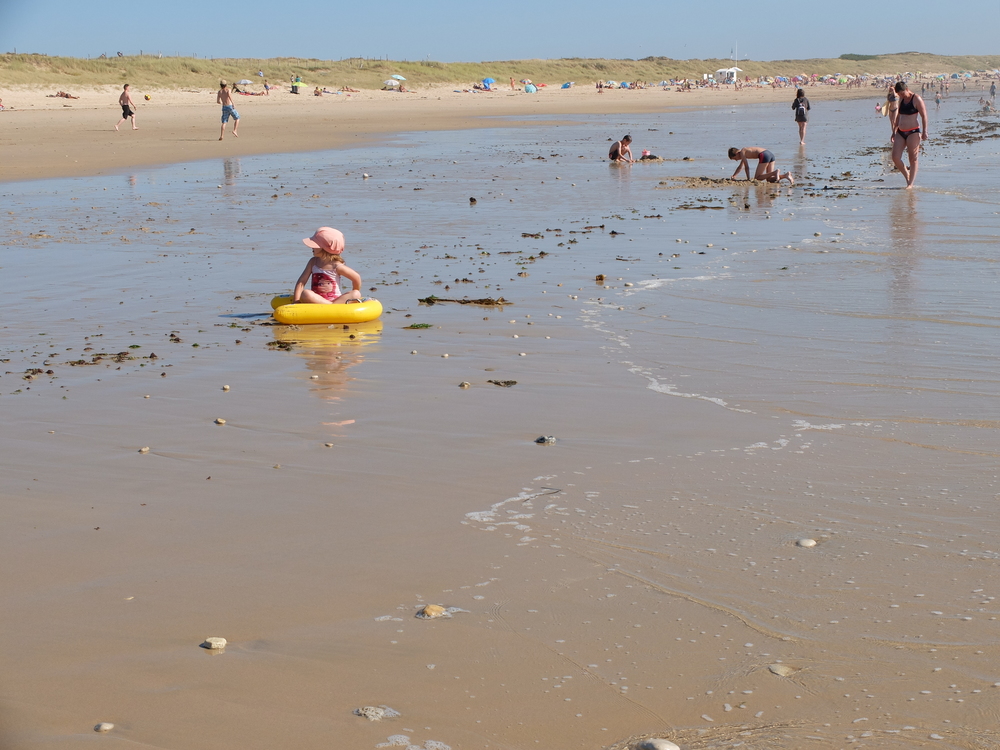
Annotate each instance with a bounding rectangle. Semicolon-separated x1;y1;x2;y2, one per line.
115;83;138;131
728;147;793;184
217;80;240;140
609;134;634;163
889;81;928;189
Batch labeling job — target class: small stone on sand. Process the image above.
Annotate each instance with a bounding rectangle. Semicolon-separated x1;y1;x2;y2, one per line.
796;538;817;548
143;394;150;399
535;436;556;444
458;382;470;388
222;385;230;391
324;442;334;447
214;418;226;425
636;739;680;750
94;723;114;733
416;604;448;619
138;446;150;454
768;663;796;677
202;637;227;649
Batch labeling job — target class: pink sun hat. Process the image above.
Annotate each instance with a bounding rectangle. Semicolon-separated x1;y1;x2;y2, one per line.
303;226;345;254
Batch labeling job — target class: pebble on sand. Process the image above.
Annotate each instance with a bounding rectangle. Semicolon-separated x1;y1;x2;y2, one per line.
458;382;470;388
214;418;227;425
535;436;556;444
201;637;227;649
222;385;230;391
768;663;797;677
138;446;150;454
416;604;448;619
635;740;679;750
796;538;817;548
94;723;114;733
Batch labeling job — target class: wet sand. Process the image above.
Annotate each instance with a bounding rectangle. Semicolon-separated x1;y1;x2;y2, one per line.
2;93;1000;750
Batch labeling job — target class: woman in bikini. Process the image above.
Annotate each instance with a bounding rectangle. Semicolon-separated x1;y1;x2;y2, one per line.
889;81;929;189
727;147;793;184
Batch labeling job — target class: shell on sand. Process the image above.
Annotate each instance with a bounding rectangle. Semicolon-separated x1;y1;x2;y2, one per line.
416;604;448;619
94;723;114;733
768;663;797;677
354;705;401;721
636;740;680;750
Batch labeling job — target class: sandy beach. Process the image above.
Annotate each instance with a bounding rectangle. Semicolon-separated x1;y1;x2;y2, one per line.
0;82;892;182
2;80;1000;750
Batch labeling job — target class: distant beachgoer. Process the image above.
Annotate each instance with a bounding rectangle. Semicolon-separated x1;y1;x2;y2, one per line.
727;147;793;184
314;87;322;96
263;80;271;95
217;80;240;140
991;81;996;100
115;84;137;131
510;77;515;90
792;88;810;144
884;86;898;138
608;134;634;163
889;81;928;189
293;227;363;305
935;91;942;107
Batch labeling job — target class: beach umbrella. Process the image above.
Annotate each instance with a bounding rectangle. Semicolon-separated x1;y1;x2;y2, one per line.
482;77;496;85
237;79;252;85
520;79;532;84
392;75;406;81
383;79;399;86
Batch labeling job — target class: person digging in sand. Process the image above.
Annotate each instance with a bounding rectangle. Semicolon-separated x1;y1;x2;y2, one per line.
728;147;793;184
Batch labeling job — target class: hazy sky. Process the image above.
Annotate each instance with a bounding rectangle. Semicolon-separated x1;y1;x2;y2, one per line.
2;0;997;63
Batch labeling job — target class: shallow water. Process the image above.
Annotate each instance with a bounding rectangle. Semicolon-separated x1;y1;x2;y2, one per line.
2;94;999;749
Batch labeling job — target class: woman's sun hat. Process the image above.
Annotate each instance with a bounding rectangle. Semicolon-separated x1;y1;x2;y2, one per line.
303;227;345;254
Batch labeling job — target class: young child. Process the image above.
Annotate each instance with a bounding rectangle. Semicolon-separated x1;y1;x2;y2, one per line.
293;227;363;304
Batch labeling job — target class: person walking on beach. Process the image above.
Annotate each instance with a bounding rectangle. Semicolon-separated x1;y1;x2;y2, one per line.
728;147;793;184
115;83;138;131
792;88;810;145
217;80;240;140
889;81;928;189
609;134;634;163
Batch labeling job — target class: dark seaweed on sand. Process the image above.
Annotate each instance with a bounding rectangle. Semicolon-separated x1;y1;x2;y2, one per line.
418;295;510;306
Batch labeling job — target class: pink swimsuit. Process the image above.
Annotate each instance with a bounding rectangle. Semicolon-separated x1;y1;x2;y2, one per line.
311;265;342;300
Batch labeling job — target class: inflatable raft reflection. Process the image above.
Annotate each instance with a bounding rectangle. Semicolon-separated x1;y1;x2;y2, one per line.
271;321;382;403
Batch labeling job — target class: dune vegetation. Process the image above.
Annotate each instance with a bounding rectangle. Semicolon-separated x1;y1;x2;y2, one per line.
1;51;997;90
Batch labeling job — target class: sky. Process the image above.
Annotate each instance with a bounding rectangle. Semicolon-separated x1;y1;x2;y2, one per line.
2;0;997;63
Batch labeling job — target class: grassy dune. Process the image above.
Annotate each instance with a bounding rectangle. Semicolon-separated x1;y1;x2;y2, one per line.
1;52;997;89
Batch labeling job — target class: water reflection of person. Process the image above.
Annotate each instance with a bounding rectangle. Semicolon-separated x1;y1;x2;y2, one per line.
886;189;920;317
272;323;382;425
223;157;241;185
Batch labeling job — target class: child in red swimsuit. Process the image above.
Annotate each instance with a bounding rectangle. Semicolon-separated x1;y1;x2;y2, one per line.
292;227;363;304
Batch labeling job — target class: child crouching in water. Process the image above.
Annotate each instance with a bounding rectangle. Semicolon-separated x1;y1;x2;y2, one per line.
293;227;362;304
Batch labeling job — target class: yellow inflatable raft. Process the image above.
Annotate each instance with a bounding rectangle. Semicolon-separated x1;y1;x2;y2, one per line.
270;296;383;325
